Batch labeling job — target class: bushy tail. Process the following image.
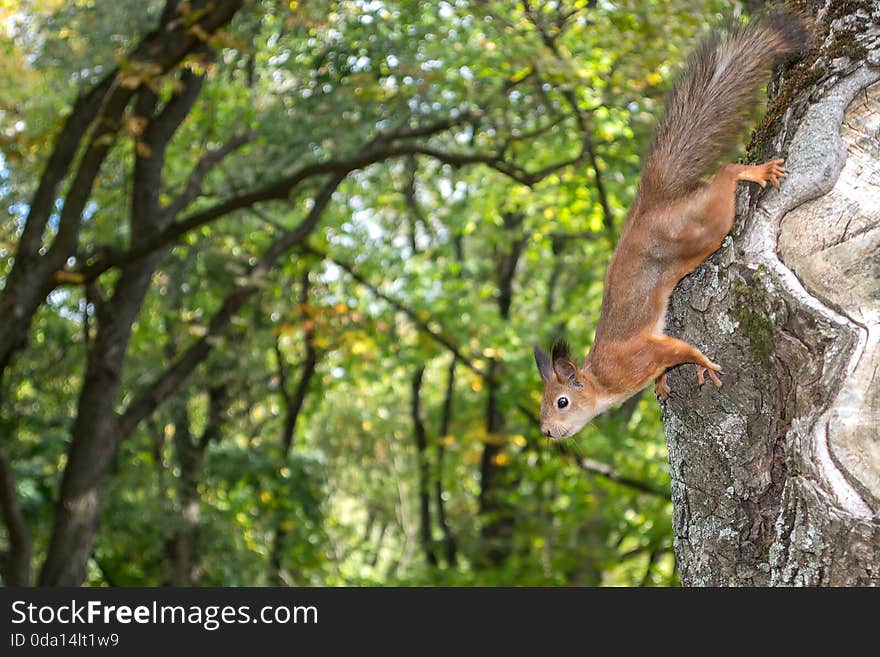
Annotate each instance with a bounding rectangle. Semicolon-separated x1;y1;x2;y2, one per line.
639;7;812;201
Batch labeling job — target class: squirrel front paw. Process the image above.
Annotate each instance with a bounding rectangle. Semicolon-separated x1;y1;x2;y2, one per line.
695;362;722;388
654;373;672;400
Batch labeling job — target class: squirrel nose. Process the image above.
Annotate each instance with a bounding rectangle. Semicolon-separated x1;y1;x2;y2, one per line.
542;427;552;437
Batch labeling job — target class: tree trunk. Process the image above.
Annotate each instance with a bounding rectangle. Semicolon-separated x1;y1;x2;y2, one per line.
40;254;163;586
39;75;205;585
269;272;320;585
0;0;241;399
435;356;458;567
410;367;438;567
165;379;227;586
0;446;31;585
662;3;880;586
166;398;203;587
478;211;526;566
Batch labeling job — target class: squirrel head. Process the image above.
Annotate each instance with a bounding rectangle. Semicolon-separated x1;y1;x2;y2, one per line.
533;339;599;439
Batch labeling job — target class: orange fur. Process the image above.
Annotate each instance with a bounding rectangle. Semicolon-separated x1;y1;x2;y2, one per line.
534;9;810;439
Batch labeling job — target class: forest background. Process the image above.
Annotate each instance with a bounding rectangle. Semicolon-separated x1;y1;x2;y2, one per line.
0;0;764;586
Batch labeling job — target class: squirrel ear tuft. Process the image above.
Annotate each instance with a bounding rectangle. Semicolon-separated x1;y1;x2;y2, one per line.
534;345;553;383
550;337;571;363
550;337;580;383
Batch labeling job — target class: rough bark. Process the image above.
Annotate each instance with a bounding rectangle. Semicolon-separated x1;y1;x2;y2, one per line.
662;2;880;586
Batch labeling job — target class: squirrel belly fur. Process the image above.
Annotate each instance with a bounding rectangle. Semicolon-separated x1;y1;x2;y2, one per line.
534;7;812;439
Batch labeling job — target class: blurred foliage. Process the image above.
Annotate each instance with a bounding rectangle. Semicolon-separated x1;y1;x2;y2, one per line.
1;0;755;586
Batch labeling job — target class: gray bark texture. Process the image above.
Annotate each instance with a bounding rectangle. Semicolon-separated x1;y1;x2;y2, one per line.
662;1;880;586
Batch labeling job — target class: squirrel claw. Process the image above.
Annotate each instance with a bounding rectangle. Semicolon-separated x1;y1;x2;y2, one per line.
738;159;786;190
696;363;723;388
654;374;672;401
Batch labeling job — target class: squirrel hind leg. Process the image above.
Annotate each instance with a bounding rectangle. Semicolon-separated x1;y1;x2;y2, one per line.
733;159;787;190
695;362;722;388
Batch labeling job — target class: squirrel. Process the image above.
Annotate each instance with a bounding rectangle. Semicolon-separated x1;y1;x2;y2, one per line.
534;7;812;439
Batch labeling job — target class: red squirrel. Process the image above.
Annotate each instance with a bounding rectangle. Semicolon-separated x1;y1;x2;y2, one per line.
534;8;811;439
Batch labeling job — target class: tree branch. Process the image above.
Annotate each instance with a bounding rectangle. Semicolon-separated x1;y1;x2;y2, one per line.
514;402;666;497
402;155;430;252
197;383;229;451
435;355;458;566
74;120;585;282
115;174;344;441
145;66;208;150
275;270;319;454
98;102;584;442
28;0;240;264
165;131;255;217
519;2;615;231
0;0;243;389
132;66;208;238
303;245;487;380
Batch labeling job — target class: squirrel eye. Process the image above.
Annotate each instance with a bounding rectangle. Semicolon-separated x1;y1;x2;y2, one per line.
557;396;569;409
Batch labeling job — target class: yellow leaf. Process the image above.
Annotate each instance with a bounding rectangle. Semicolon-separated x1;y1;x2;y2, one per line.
188;24;210;42
118;75;142;89
53;270;86;285
123;114;148;136
482;433;505;446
